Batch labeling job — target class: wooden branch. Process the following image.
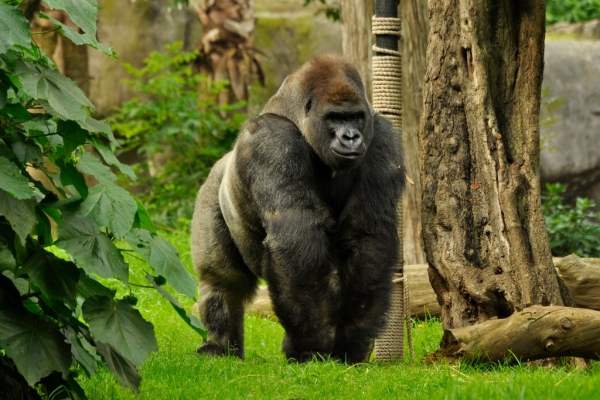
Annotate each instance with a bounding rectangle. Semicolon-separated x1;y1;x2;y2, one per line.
246;264;441;320
246;257;600;320
431;305;600;363
555;255;600;311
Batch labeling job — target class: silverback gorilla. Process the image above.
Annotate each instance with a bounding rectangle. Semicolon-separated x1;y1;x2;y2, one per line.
191;54;406;363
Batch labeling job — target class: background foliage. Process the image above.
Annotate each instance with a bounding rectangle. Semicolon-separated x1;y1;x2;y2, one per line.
0;1;204;397
546;0;600;25
109;42;244;228
542;183;600;257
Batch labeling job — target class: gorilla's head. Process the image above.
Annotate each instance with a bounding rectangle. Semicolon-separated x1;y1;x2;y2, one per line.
262;54;374;171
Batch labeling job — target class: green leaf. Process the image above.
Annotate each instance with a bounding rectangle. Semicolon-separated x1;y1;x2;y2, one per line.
77;152;117;184
133;197;156;233
65;326;98;377
45;0;100;37
91;138;136;180
35;207;53;246
0;245;17;272
1;102;30;120
77;183;136;239
0;156;35;199
0;86;6;109
0;233;17;272
78;116;116;142
21;248;80;309
0;2;32;54
0;308;71;386
82;295;158;367
78;276;116;299
58;160;89;200
13;59;93;121
44;14;115;57
40;203;62;224
0;189;36;246
146;274;206;338
125;229;196;299
95;342;141;395
55;213;129;283
58;120;88;156
11;137;43;165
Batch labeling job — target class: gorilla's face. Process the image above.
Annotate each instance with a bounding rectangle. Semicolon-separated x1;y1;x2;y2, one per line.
261;54;375;172
306;99;372;171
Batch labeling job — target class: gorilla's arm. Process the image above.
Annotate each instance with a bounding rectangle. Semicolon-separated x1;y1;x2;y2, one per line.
330;114;406;362
236;114;339;360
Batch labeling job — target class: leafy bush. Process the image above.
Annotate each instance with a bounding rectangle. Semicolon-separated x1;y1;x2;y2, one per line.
0;1;204;397
109;42;244;227
542;183;600;257
546;0;600;25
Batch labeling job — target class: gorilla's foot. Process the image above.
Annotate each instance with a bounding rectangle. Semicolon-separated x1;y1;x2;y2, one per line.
196;341;244;359
196;341;226;357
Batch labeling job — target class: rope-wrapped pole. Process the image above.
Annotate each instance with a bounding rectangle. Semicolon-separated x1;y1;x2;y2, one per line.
372;0;414;362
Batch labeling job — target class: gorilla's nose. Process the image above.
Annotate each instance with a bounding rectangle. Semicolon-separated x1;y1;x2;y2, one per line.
339;127;363;150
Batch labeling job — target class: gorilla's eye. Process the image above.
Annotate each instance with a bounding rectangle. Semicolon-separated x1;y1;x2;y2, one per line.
305;99;312;113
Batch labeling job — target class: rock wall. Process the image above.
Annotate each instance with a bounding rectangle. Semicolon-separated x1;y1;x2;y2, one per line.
541;40;600;209
90;0;201;117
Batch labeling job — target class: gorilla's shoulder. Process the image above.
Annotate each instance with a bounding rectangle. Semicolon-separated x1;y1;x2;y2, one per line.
235;113;312;175
238;113;307;153
244;113;299;135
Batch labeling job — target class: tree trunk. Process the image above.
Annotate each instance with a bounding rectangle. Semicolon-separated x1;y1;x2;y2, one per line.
419;0;573;347
340;0;374;102
400;0;428;265
188;0;263;110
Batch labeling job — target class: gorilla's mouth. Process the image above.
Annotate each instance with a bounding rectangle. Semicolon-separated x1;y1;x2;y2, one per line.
332;149;363;159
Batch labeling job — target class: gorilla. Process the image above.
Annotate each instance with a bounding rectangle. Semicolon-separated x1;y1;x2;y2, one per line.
191;54;406;364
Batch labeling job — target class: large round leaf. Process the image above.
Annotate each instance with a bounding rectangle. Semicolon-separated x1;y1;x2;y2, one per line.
56;213;129;283
82;295;158;367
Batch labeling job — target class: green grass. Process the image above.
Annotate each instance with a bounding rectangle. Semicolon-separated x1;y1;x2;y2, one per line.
77;230;600;399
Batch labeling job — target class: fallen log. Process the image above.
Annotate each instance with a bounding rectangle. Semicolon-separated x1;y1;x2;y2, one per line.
429;305;600;363
245;264;441;320
245;256;600;319
555;255;600;310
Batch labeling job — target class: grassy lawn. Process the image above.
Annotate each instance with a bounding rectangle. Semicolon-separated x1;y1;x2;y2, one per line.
77;230;600;399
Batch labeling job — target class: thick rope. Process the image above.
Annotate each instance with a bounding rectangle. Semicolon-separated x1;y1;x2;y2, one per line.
404;273;415;359
372;13;414;362
374;273;404;362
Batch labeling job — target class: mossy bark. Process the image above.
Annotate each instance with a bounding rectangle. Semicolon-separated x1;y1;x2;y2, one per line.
418;0;573;348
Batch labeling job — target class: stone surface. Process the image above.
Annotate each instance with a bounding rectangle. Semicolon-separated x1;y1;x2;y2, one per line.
541;40;600;209
89;0;201;117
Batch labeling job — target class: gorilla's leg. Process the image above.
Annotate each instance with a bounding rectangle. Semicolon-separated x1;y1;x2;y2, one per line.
197;272;255;358
195;216;257;358
192;164;258;359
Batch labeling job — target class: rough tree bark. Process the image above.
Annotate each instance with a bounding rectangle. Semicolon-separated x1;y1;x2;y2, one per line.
419;0;574;349
340;0;374;102
400;0;428;265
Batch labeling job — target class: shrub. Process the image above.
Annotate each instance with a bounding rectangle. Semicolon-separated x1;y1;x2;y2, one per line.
542;183;600;257
546;0;600;25
0;1;204;397
109;42;244;228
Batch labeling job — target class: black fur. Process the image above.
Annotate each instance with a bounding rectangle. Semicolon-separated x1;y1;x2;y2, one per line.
191;54;406;363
